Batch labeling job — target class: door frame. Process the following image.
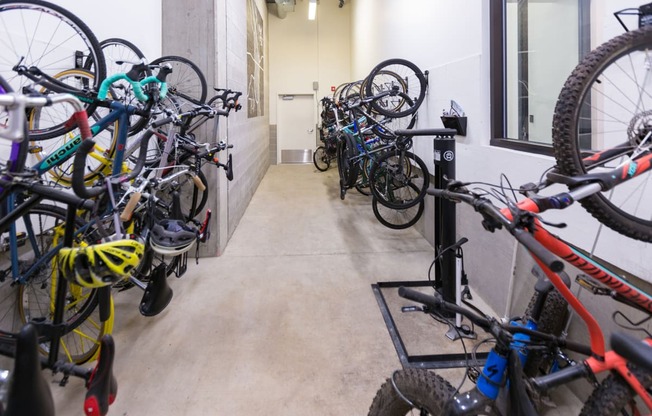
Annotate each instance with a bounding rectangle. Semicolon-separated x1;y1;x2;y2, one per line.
276;93;317;163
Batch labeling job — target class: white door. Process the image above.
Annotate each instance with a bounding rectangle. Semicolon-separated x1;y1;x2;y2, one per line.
277;94;315;163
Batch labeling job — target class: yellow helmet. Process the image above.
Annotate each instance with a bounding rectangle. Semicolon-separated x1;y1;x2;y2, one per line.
58;238;145;288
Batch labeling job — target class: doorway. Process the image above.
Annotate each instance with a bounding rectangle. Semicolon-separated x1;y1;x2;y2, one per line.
277;94;316;163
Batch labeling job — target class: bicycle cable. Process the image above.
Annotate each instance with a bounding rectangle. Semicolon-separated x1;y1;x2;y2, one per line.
427;309;470;395
390;370;418;408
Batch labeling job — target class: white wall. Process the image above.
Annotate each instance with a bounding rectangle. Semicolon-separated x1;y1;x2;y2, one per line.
349;0;650;313
352;0;488;179
350;1;652;402
268;0;351;125
47;0;162;61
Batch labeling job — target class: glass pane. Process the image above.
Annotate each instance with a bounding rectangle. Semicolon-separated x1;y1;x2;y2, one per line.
505;0;581;144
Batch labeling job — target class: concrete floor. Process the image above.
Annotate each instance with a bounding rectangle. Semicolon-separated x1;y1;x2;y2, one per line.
51;164;580;415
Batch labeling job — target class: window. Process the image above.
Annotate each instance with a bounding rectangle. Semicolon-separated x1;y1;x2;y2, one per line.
491;0;590;153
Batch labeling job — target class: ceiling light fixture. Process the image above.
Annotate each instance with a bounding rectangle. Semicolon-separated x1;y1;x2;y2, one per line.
308;0;317;20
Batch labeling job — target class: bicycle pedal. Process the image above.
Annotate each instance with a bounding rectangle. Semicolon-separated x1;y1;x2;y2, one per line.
467;367;480;384
1;231;27;252
576;274;612;296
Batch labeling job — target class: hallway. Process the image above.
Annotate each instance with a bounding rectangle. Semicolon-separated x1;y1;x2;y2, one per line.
52;164;575;415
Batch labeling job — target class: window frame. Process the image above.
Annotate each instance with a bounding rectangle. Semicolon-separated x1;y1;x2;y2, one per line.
489;0;590;156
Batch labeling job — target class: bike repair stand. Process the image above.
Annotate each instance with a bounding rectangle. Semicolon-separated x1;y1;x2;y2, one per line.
432;133;476;342
372;128;486;369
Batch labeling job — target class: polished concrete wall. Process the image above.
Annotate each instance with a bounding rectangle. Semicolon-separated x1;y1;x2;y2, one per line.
162;0;270;256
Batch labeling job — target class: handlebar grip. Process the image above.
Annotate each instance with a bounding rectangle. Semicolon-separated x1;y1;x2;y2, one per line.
191;174;206;192
151;116;175;128
119;192;141;222
426;187;442;197
611;333;652;372
513;228;564;272
398;286;492;330
159;83;168;100
72;140;105;199
97;73;126;100
398;287;444;309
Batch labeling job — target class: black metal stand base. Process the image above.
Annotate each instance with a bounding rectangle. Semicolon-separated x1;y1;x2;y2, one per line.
445;324;478;341
372;280;487;369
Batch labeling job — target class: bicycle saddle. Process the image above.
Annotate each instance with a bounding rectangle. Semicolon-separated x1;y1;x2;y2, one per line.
4;323;54;416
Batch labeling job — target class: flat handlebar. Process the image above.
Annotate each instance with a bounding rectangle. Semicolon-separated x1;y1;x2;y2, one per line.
398;287;492;330
611;332;652;372
427;187;564;273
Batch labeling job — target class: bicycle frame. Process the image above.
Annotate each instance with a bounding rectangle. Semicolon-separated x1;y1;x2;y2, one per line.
32;100;138;177
398;147;652;415
497;154;652;410
0;86;120;413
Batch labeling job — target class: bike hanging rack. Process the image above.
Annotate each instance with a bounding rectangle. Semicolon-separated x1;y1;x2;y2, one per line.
372;129;488;369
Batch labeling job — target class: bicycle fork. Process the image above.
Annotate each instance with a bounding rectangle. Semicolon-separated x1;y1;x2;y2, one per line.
444;347;508;415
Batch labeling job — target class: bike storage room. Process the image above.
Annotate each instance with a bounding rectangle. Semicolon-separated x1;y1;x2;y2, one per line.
0;0;651;415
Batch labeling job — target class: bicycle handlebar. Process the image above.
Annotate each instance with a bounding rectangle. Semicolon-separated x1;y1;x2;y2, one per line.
0;93;91;142
213;88;243;111
426;187;565;273
150;104;218;128
72;140;105;199
398;286;592;356
398;287;492;330
611;332;652;372
72;131;152;199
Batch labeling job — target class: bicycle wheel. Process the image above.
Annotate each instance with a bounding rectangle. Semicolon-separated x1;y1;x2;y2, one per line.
579;365;652;416
157;166;209;221
91;38;152;136
0;204;112;364
342;80;363;108
337;132;360;189
369;95;417;141
98;38;147;73
313;146;330;171
552;26;652;242
150;55;207;106
367;369;455;415
372;193;424;229
361;69;407;117
28;69;117;185
372;112;417;142
0;0;106;140
355;157;372;196
364;59;427;118
333;82;348;104
369;149;430;210
522;288;569;377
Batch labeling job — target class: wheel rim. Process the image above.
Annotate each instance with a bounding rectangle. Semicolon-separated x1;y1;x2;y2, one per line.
562;40;652;231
